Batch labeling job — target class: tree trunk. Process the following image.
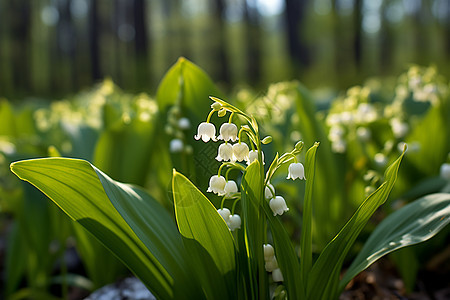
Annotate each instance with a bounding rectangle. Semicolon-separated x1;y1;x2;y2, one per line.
89;0;101;81
134;0;149;88
213;0;230;85
243;0;261;85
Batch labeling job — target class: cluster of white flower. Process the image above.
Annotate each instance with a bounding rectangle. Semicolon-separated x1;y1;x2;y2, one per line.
263;244;284;282
194;97;307;231
165;105;193;154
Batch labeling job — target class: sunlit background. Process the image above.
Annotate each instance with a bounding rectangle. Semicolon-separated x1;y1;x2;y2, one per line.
1;0;449;98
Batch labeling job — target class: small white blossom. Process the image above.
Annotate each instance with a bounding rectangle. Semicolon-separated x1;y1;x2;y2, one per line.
248;150;264;165
232;142;250;162
272;268;284;282
227;214;241;231
287;163;306;180
217;208;231;222
390;118;409;138
264;183;275;200
374;153;387;167
178;118;191;130
169;139;184;153
194;122;216;142
440;163;450;181
224;180;238;197
332;139;347;153
269;196;289;216
263;244;275;261
264;256;278;272
216;143;233;161
356;127;371;141
207;175;226;195
218;123;238;142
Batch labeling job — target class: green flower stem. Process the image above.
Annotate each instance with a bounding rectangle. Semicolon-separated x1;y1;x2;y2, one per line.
206;109;216;123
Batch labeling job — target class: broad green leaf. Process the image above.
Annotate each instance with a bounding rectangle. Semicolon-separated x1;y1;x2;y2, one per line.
240;160;268;299
300;142;319;284
172;170;236;299
293;84;344;248
10;158;197;300
156;57;223;191
339;193;450;290
306;148;405;300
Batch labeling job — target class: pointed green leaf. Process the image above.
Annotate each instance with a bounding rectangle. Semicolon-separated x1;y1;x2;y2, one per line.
339;193;450;290
10;158;197;300
306;149;406;300
172;170;236;299
300;142;319;284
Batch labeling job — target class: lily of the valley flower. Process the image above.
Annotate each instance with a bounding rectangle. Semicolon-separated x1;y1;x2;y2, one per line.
224;180;238;197
217;208;231;221
272;268;284;282
287;162;306;180
169;139;183;153
269;196;289;216
248;150;264;165
194;122;216;142
227;214;241;231
263;244;274;260
264;256;278;272
264;183;275;200
207;175;226;195
440;163;450;180
232;142;250;162
216;143;233;161
218;123;238;142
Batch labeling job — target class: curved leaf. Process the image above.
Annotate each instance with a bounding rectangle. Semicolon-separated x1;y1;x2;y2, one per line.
339;193;450;290
306;148;406;300
172;170;236;299
10;158;199;300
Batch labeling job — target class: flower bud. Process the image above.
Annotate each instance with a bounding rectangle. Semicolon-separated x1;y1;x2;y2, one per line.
211;102;222;110
294;141;304;151
264;183;275;200
248;150;264;165
261;136;272;144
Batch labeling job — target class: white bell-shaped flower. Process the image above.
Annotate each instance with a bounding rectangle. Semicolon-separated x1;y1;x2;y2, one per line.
227;214;241;231
269;196;289;216
272;268;284;282
207;175;226;195
232;142;249;162
194;122;216;142
216;143;233;161
217;208;231;222
440;163;450;180
264;183;275;200
263;244;275;261
169;139;184;153
264;256;278;272
224;180;238;197
218;123;238;142
287;162;306;180
248;150;264;165
178;117;191;130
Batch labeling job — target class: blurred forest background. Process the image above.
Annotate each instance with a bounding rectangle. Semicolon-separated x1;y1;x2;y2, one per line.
1;0;449;99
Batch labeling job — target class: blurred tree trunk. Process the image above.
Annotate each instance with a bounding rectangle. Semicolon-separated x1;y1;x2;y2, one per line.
331;0;345;85
283;0;310;70
379;0;393;74
89;0;101;81
134;0;150;88
243;0;261;85
9;0;31;93
213;0;230;85
57;0;77;91
353;0;363;72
